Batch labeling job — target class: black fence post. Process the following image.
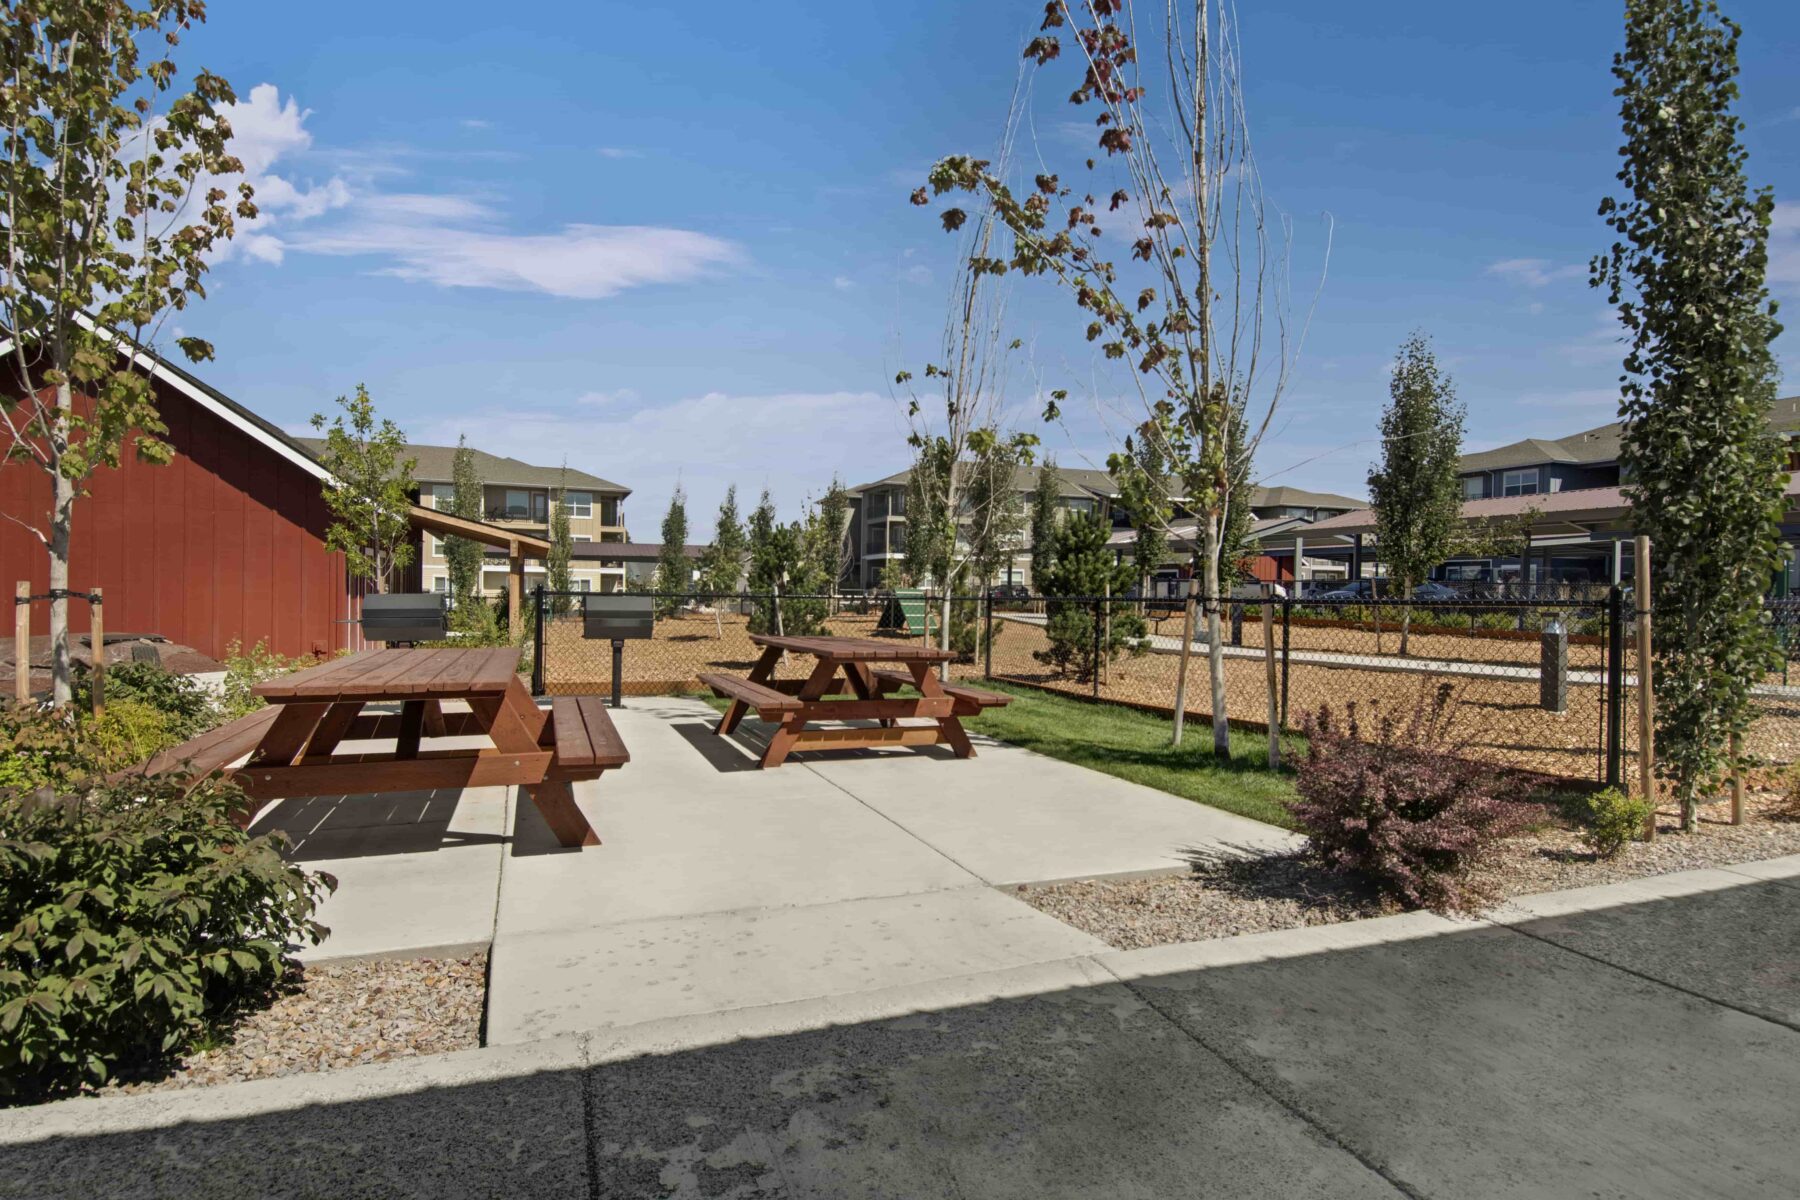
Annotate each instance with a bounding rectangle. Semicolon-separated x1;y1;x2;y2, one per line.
1605;585;1625;788
531;584;546;696
1090;597;1101;699
983;589;994;680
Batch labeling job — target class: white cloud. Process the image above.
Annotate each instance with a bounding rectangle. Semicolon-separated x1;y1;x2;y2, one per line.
414;389;904;523
597;147;643;159
832;275;855;291
196;84;741;300
460;118;494;130
1558;308;1629;366
900;264;932;286
1486;258;1587;289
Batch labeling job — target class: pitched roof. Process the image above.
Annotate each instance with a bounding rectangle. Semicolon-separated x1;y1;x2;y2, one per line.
1252;485;1367;510
847;463;1118;500
481;541;702;561
1457;396;1800;474
294;438;628;495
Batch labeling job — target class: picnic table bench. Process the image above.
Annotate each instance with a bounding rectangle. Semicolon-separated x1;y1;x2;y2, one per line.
700;633;1007;768
139;648;625;848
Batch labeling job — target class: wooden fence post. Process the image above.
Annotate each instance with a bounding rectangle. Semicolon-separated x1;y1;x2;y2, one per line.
1729;731;1744;826
89;588;104;717
1262;584;1280;770
13;581;28;706
1635;535;1655;839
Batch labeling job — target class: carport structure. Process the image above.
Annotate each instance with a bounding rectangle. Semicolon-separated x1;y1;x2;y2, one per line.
404;503;551;638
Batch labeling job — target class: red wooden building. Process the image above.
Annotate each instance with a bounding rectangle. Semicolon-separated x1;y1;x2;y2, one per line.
2;351;359;661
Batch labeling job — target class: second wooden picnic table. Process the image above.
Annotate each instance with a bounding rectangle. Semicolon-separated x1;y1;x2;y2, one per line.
699;633;1009;768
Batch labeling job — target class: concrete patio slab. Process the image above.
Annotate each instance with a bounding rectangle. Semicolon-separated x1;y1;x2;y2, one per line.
493;702;984;935
800;728;1301;884
252;786;509;962
1116;894;1800;1200
1720;850;1800;887
485;885;1109;1044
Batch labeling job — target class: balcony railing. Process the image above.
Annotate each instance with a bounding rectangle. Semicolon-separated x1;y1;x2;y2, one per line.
485;506;545;524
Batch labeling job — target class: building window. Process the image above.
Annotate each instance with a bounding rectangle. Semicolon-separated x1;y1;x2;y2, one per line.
868;525;887;554
1501;469;1540;497
429;537;444;557
430;576;447;593
572;578;592;592
427;482;456;508
890;491;906;517
891;524;906;554
1461;476;1486;500
1061;497;1097;516
563;491;592;518
573;534;591;542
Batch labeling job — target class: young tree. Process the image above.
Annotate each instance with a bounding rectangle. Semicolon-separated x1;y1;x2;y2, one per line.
0;2;250;703
653;485;690;609
919;0;1324;757
546;466;574;614
1592;0;1786;830
443;435;487;613
1367;332;1465;655
1028;458;1063;591
1111;436;1173;594
964;445;1029;588
697;484;747;594
310;386;417;594
1033;510;1142;682
896;178;1040;663
808;476;855;593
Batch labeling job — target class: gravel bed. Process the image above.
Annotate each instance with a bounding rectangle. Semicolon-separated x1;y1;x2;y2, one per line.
107;953;487;1095
1022;797;1800;951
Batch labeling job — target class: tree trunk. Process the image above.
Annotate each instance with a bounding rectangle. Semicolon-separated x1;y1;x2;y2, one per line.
1204;514;1230;759
939;589;953;683
1399;573;1412;657
48;383;76;706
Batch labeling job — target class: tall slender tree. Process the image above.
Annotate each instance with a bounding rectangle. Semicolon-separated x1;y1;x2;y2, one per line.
919;0;1325;758
0;1;250;703
1367;332;1465;655
1591;0;1785;829
1028;458;1063;591
444;436;486;613
698;484;748;594
547;466;574;614
310;386;416;594
653;485;689;610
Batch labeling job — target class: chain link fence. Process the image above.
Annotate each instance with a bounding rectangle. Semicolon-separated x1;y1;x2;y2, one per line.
532;588;1800;791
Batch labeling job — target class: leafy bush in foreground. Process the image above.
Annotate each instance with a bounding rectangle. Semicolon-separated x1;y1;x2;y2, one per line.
0;771;334;1103
1577;787;1653;859
1289;686;1537;912
74;659;214;740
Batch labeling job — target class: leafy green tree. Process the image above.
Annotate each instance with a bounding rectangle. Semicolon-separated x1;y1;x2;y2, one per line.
1034;511;1143;683
1111;434;1173;592
697;484;747;594
808;476;854;592
546;466;574;615
1028;459;1063;591
919;1;1320;758
744;490;831;635
1367;332;1465;655
443;435;487;615
310;386;417;593
1591;0;1786;829
964;443;1029;589
0;1;249;704
653;485;690;611
1217;397;1257;578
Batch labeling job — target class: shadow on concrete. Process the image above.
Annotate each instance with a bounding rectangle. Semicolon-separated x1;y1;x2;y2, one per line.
249;791;509;860
6;880;1796;1199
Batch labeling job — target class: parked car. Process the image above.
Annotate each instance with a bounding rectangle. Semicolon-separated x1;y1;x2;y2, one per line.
1311;580;1372;602
1411;582;1461;602
988;582;1030;604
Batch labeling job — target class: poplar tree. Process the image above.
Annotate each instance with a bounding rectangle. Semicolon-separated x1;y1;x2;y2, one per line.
310;386;416;593
653;485;689;611
698;484;748;594
547;466;573;614
1028;458;1062;591
1367;332;1465;655
444;436;486;614
1591;0;1785;829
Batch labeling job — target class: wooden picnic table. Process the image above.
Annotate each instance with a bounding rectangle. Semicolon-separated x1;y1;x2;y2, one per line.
699;633;1009;769
144;647;626;848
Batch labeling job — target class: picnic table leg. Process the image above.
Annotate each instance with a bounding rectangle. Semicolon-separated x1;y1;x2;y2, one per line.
482;679;598;848
719;644;783;736
395;700;426;759
245;703;331;768
909;663;975;759
421;699;447;738
760;657;839;768
841;662;893;728
303;702;364;758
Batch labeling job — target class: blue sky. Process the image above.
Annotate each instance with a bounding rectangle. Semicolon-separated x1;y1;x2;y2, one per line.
174;1;1800;529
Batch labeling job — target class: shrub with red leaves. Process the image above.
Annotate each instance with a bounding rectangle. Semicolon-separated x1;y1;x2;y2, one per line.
1288;685;1539;912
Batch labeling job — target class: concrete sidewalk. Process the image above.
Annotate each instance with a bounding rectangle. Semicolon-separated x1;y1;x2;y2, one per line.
484;697;1294;1041
5;858;1795;1199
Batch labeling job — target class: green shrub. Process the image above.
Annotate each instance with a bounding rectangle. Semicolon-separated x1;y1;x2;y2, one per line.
73;660;213;740
0;706;91;793
217;640;316;722
0;769;334;1103
1577;787;1653;858
82;699;184;769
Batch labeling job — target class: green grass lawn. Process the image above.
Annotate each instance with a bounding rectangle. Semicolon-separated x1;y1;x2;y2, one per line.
691;679;1300;829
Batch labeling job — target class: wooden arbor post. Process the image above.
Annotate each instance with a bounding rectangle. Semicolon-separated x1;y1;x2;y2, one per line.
508;540;525;641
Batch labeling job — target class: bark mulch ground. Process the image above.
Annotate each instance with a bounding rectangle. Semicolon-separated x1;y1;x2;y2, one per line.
1022;795;1800;951
107;952;487;1095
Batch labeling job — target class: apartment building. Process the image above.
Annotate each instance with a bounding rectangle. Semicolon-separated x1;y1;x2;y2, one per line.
295;440;633;597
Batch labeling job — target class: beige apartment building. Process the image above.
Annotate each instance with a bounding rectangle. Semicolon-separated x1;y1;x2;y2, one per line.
299;439;632;596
